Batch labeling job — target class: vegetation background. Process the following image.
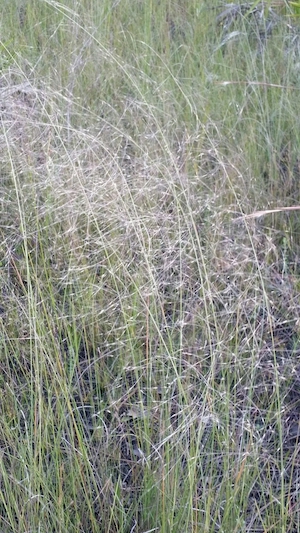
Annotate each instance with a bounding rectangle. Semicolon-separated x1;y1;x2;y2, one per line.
1;1;300;532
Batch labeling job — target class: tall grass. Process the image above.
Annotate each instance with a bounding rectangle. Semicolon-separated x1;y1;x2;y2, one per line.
1;1;300;532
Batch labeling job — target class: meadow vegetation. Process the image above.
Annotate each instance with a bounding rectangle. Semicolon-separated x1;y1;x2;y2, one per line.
1;1;300;531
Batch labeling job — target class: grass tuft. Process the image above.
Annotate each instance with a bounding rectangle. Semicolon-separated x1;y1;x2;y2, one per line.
1;1;300;532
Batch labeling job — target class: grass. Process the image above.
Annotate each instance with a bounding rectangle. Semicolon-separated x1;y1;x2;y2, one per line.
1;0;300;531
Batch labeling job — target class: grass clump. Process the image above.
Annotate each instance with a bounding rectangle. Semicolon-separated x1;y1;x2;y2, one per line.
1;1;300;532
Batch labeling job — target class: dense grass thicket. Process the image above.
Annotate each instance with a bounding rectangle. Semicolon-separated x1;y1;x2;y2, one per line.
1;1;300;532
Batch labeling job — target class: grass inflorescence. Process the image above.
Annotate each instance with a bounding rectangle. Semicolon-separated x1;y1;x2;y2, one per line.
1;1;300;532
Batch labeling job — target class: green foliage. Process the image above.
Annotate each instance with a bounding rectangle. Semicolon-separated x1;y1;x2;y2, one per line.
0;1;300;532
289;0;300;16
